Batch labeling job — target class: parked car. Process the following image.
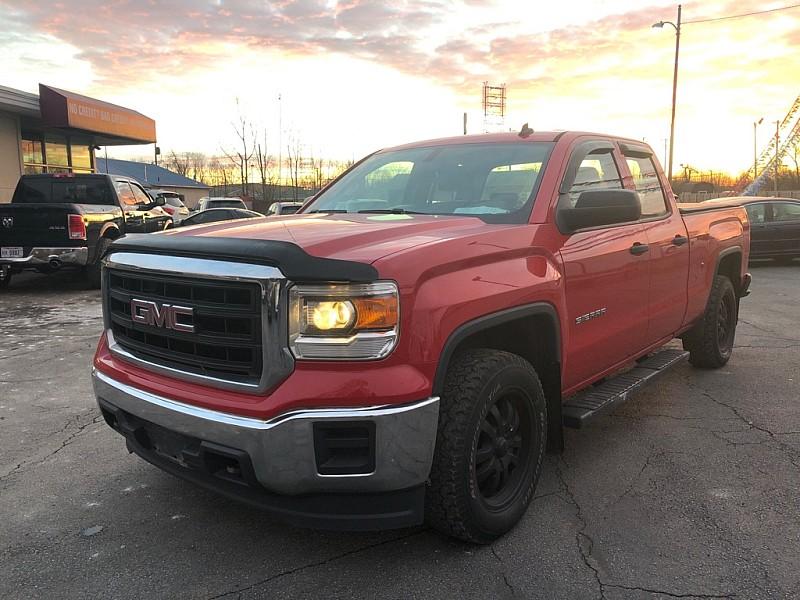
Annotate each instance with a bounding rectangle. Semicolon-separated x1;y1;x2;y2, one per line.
266;201;303;215
92;131;750;542
178;208;263;227
149;189;190;225
0;173;171;289
684;196;799;263
195;197;247;211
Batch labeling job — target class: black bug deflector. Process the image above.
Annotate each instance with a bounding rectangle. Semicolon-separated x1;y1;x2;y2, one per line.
109;234;379;282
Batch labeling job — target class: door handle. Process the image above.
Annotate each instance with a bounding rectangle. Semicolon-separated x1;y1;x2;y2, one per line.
672;235;689;246
630;242;649;255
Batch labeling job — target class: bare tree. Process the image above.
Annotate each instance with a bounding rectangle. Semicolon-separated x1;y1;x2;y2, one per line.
254;129;273;209
286;135;303;201
165;150;190;177
186;152;207;184
221;99;256;198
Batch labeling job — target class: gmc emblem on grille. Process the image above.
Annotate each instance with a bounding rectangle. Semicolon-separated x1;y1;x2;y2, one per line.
130;299;195;333
1;217;12;228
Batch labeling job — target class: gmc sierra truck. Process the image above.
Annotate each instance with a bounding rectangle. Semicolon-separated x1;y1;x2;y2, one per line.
0;173;170;289
92;131;751;543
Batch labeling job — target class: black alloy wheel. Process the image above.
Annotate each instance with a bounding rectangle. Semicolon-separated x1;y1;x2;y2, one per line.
474;390;534;509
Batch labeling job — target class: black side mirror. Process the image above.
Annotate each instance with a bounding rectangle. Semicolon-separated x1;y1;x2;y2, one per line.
559;189;641;232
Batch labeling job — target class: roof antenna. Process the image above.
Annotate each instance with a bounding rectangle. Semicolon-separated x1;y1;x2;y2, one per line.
518;123;534;138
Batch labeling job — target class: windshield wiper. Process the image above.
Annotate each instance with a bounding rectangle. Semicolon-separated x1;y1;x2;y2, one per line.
357;208;427;215
306;209;348;213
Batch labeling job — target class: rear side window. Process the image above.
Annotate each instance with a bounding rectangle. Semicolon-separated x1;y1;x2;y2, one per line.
211;200;245;208
165;197;184;207
568;153;623;207
745;204;766;224
115;182;138;206
771;202;800;222
12;177;113;205
624;155;668;218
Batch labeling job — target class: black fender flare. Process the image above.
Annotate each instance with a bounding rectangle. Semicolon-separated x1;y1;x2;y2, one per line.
432;302;561;396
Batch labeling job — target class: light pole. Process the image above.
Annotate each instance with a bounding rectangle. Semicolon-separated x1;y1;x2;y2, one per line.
753;117;763;181
774;120;780;194
652;4;682;183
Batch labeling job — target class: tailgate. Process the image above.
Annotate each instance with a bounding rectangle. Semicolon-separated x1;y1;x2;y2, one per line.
0;204;78;248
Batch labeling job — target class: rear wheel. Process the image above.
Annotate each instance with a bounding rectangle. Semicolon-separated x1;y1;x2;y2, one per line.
683;275;737;368
425;349;547;543
85;237;112;289
0;266;11;290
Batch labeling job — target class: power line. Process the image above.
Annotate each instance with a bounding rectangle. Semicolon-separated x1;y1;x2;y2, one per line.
684;2;800;24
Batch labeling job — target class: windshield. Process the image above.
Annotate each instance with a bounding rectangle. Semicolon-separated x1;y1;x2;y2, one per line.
304;142;553;223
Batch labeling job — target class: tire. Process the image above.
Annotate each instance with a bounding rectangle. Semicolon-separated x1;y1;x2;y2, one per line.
0;268;11;290
425;349;547;543
85;237;112;289
682;275;738;368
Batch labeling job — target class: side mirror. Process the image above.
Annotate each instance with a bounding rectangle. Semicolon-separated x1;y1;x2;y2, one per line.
559;189;641;232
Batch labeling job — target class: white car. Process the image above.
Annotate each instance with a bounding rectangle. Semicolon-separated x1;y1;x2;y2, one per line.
195;197;247;211
267;201;303;215
150;190;190;224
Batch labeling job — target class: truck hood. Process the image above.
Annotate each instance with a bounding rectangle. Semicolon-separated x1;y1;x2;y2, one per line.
163;213;501;264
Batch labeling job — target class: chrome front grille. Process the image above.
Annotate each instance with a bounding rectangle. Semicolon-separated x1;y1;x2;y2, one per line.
108;271;263;382
102;252;293;394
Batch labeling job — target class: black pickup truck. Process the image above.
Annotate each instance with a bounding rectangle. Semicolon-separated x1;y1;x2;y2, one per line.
0;173;171;290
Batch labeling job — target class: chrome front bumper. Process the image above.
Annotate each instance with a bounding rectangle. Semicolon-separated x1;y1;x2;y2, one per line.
92;369;439;495
1;246;89;266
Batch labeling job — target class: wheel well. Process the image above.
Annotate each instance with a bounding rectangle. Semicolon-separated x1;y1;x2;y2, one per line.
717;251;742;294
103;227;122;240
435;310;563;452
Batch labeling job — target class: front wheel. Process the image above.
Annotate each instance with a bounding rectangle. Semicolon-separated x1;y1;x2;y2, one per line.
425;349;547;543
683;275;738;368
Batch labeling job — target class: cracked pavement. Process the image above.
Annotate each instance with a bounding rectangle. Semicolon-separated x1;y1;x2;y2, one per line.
1;263;799;599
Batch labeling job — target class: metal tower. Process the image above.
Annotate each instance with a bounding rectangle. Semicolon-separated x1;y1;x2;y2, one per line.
742;94;800;195
482;82;507;133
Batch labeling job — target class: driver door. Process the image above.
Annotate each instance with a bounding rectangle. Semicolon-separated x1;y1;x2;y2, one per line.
115;181;148;233
558;142;651;391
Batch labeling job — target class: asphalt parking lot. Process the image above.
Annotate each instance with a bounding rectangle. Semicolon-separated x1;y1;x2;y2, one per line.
1;263;799;600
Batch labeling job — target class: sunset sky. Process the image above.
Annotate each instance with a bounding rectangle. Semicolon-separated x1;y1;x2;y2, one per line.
2;0;799;175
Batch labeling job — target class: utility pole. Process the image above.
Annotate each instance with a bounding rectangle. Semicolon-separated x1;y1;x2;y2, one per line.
463;112;467;135
753;118;763;181
278;93;282;200
774;120;780;194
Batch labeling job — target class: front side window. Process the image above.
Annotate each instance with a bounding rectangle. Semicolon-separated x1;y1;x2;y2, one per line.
625;155;668;218
567;152;623;207
130;183;152;205
771;202;800;222
304;142;554;223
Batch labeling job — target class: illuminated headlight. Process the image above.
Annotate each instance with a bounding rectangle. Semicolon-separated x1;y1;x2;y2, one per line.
289;282;399;360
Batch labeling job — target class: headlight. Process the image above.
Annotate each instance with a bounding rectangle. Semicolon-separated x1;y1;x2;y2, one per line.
289;282;399;360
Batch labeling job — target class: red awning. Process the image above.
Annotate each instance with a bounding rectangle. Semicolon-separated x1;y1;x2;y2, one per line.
39;84;156;144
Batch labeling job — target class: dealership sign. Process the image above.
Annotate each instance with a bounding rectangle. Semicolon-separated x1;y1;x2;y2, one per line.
39;84;156;144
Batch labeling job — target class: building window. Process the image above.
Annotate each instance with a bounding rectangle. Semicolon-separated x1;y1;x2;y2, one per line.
70;144;93;172
45;134;69;168
20;132;95;174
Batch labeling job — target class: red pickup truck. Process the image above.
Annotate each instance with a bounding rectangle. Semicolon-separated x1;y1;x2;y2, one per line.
92;131;750;543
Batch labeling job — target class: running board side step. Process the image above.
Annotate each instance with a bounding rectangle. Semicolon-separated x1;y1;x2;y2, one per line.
562;349;689;429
